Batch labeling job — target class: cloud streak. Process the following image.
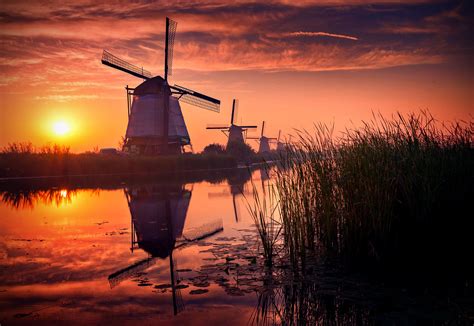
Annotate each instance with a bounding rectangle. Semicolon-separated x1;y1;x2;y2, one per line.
287;31;359;41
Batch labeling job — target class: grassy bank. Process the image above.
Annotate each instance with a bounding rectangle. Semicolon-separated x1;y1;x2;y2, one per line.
0;150;237;178
253;112;473;284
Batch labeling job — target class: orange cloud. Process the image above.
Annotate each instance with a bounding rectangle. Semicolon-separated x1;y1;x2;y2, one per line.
0;0;471;152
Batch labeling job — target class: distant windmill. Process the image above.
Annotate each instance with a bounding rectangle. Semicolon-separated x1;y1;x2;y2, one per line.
277;130;285;151
248;121;277;154
101;17;220;155
276;131;294;153
206;99;257;148
276;130;285;151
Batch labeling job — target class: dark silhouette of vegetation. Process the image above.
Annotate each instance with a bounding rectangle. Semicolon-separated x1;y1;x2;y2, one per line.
250;112;473;286
0;143;237;178
201;143;226;155
226;140;256;162
1;142;70;155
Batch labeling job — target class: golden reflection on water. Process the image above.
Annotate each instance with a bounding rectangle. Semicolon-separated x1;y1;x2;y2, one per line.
0;188;77;210
0;168;459;324
59;189;68;198
0;171;265;324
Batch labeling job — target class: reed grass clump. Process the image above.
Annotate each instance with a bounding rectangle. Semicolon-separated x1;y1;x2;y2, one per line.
275;112;473;281
244;178;282;267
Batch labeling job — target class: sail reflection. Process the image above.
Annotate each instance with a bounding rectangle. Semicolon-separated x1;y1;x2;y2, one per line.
108;183;223;316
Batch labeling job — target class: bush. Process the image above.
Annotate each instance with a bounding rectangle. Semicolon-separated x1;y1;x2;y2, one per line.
202;143;226;155
226;141;255;161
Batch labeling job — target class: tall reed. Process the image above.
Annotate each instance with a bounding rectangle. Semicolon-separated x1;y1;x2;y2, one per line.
244;173;282;268
273;112;472;280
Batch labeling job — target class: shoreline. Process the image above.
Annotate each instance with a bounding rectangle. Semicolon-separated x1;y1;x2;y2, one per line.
0;161;272;191
0;151;279;182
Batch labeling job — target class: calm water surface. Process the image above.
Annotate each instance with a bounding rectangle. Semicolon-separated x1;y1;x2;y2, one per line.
0;170;267;325
1;169;471;325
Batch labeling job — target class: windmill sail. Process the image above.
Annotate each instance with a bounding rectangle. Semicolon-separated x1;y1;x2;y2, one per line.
101;50;152;79
108;257;155;289
181;219;223;242
171;85;220;112
232;195;240;222
206;124;230;130
231;99;239;125
165;18;178;79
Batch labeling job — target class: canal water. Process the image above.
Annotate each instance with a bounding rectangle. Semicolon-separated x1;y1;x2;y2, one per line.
0;168;471;325
0;169;267;325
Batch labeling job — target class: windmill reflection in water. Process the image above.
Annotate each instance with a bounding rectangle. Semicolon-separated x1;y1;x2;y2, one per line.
207;168;252;223
108;184;223;315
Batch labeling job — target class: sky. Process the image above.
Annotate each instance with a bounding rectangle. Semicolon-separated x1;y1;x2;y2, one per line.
0;0;472;152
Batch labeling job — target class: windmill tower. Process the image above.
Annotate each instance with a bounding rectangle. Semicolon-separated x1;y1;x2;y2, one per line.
206;99;257;149
101;17;220;155
248;121;277;154
276;130;285;151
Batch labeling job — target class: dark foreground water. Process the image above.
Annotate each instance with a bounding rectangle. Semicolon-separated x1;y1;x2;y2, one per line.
0;170;472;325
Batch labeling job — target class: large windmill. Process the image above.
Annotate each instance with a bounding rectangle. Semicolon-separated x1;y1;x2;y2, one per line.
206;99;257;148
248;121;277;154
101;17;220;155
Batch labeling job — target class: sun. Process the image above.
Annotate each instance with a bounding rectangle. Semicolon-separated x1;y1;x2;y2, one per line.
52;121;71;136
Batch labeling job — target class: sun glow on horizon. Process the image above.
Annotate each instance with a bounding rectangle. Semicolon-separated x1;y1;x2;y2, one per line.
52;121;71;136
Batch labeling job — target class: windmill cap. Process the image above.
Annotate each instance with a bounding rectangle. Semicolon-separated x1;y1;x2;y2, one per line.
133;76;167;95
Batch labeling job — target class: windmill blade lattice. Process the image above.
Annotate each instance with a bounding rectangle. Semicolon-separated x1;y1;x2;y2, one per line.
166;18;177;77
108;257;155;289
231;99;239;125
181;218;223;242
101;50;152;79
179;94;220;112
171;84;220;112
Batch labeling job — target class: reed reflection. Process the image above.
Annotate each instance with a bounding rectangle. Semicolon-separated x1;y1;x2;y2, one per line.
251;269;371;325
0;188;78;209
108;183;223;315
